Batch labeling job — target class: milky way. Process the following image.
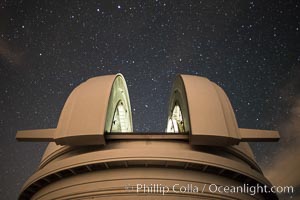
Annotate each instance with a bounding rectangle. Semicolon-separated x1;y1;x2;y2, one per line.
0;1;299;199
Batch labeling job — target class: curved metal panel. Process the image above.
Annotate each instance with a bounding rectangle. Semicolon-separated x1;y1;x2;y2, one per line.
54;74;133;146
167;74;240;145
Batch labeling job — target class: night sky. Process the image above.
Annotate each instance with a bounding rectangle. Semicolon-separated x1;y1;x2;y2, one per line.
0;1;299;199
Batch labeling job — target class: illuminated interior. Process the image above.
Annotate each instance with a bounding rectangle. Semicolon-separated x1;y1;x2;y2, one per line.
111;101;131;132
105;74;133;133
166;104;185;133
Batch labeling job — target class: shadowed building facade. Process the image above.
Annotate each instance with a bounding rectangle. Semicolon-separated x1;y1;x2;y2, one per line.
16;74;280;200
